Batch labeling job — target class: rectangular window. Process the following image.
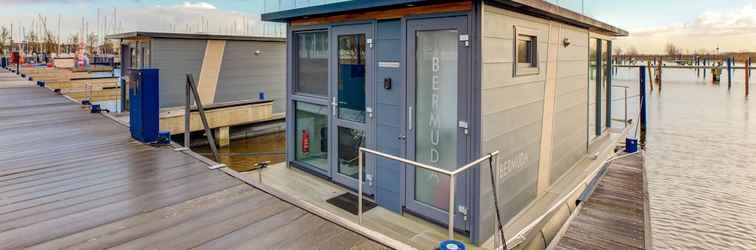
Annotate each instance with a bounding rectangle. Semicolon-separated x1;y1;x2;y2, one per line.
294;102;329;172
514;27;539;76
337;34;367;123
295;31;329;96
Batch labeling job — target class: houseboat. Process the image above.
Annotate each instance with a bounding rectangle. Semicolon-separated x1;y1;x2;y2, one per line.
262;0;628;248
106;32;287;115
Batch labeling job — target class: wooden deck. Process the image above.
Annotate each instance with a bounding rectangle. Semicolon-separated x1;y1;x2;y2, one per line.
552;153;650;250
0;69;388;250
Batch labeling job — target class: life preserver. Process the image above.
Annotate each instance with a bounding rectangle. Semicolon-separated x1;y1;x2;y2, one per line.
302;129;310;154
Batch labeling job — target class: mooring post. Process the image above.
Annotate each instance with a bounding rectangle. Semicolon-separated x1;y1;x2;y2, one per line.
657;57;663;92
727;57;732;87
639;65;647;148
647;61;654;91
747;57;752;97
696;56;700;77
703;58;707;78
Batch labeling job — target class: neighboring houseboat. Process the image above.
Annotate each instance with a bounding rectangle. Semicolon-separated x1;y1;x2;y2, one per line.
263;0;627;246
106;32;287;116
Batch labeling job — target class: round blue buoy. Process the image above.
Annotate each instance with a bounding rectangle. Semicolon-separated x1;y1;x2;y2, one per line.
439;240;465;250
258;91;266;100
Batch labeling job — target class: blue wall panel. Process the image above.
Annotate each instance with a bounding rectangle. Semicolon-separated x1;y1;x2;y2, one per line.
374;20;404;213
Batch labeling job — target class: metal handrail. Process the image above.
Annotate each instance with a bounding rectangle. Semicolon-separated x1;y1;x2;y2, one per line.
357;147;500;241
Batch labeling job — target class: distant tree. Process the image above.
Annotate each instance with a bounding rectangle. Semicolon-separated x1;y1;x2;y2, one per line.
0;27;9;55
614;47;623;56
86;33;97;55
27;31;39;53
665;42;680;57
627;46;639;56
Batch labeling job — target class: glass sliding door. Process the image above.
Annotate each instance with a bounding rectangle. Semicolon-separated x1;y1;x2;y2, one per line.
330;24;374;195
406;16;470;232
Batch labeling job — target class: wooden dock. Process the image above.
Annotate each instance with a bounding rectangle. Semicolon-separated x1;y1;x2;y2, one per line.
551;152;650;250
0;68;388;250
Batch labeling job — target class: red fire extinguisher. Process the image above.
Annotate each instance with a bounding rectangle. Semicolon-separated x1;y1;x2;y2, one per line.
302;129;310;154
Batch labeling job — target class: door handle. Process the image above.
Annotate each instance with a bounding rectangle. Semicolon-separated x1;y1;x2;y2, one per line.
331;97;337;116
398;135;406;140
408;106;413;131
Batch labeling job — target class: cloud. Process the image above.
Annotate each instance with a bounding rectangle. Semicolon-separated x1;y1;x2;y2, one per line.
618;4;756;53
178;2;217;10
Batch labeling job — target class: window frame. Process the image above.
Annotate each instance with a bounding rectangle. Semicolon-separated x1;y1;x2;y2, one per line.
292;29;330;98
513;26;540;77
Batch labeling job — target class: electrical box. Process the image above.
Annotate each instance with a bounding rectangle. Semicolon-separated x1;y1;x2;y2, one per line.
127;68;160;143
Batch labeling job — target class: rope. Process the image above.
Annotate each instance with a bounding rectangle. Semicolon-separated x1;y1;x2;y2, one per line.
488;154;508;250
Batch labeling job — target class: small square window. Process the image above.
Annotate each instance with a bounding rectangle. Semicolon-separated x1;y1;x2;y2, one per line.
514;27;539;76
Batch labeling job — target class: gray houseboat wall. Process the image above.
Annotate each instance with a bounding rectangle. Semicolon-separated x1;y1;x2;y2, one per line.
263;0;626;245
110;33;286;115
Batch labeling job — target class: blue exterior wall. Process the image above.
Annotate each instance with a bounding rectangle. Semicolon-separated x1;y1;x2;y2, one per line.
373;20;404;214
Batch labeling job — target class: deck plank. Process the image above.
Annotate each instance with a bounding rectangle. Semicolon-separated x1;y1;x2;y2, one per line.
553;153;648;250
0;69;389;250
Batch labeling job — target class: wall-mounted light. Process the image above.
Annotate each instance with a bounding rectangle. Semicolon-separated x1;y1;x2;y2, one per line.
562;38;571;47
254;50;262;55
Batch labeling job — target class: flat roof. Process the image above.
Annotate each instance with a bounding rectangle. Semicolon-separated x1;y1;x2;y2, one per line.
261;0;628;37
106;31;286;42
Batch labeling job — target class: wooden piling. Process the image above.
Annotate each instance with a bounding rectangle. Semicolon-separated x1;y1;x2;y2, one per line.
748;57;752;97
727;57;732;87
647;61;654;91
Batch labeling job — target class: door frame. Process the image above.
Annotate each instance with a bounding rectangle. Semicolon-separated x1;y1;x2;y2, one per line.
403;15;471;232
329;23;376;195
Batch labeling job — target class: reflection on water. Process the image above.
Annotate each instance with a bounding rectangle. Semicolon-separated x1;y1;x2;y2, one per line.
193;132;286;172
614;66;756;249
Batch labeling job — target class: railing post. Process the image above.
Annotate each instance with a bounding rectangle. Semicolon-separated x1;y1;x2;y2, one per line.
448;174;456;240
184;76;191;148
358;149;363;225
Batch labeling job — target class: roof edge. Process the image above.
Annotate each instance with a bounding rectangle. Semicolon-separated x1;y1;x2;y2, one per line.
105;31;286;42
490;0;628;37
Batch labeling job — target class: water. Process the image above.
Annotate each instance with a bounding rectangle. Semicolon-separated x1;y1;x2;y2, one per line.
614;65;756;249
192;132;286;172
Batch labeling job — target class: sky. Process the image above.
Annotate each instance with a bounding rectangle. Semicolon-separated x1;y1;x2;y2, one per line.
3;0;756;54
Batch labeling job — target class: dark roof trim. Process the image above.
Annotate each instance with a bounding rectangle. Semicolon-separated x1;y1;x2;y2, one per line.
261;0;428;22
490;0;628;37
105;32;286;42
262;0;627;37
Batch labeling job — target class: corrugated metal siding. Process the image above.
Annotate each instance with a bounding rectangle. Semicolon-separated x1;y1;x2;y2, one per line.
151;38;207;108
215;40;286;114
549;25;589;184
478;4;548;238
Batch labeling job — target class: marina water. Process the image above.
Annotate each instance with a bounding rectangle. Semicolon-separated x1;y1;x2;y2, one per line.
614;65;756;249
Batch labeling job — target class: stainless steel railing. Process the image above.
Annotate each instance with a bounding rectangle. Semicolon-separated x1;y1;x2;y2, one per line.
357;147;500;240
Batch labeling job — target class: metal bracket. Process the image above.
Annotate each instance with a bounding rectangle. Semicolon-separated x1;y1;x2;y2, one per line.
459;34;470;47
367;38;374;48
458;120;469;135
208;163;227;170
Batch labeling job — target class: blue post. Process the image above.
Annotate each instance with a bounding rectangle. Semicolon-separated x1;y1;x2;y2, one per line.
727;57;732;87
639;65;647;148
